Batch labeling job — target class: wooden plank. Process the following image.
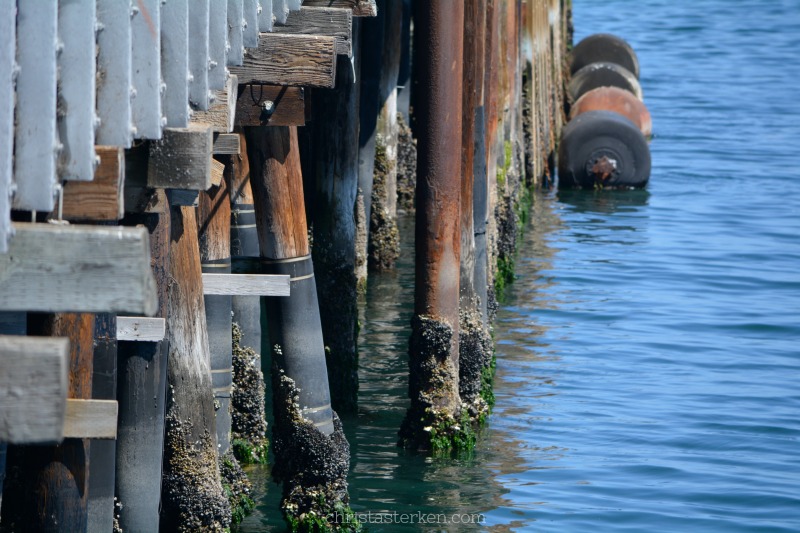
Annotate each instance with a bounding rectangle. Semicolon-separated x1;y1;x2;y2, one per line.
131;0;163;139
201;273;290;296
57;0;97;182
208;0;228;90
63;399;118;439
0;0;15;252
161;0;190;127
227;0;245;66
116;317;166;342
235;85;306;126
258;0;274;31
213;134;241;155
61;147;125;221
191;74;238;133
188;0;211;110
230;33;337;88
0;223;158;315
96;0;134;148
0;335;69;443
303;0;377;17
147;124;213;189
211;158;226;186
243;0;260;48
277;7;353;57
13;1;58;211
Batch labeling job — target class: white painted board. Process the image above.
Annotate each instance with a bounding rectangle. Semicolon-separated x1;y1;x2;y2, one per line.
58;0;98;182
243;0;259;48
131;0;164;139
13;1;58;211
202;273;290;296
96;0;133;148
189;0;211;110
287;0;301;11
0;0;15;252
273;0;288;25
258;0;274;32
116;317;166;342
227;0;244;66
161;0;190;127
208;0;228;90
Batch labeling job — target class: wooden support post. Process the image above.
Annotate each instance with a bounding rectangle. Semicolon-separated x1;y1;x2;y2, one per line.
161;0;190;128
209;0;228;90
131;0;163;139
259;0;274;31
304;0;378;17
189;0;211;111
198;175;234;455
399;0;465;452
96;0;133;148
0;0;13;253
61;147;125;221
230;33;337;88
147;124;213;190
273;0;288;24
115;207;170;533
227;0;245;66
243;0;260;48
235;85;306;127
192;74;239;133
277;7;353;57
160;206;228;531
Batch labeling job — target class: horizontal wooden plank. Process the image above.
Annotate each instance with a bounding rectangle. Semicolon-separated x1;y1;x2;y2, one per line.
303;0;377;17
61;147;125;221
277;7;353;57
0;335;69;443
202;273;290;296
213;133;241;155
230;33;337;88
235;85;306;126
63;399;118;439
116;317;166;342
0;223;158;315
211;158;225;187
148;124;213;190
191;74;238;133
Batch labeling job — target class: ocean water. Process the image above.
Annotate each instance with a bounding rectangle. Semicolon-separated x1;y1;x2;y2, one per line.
240;1;800;531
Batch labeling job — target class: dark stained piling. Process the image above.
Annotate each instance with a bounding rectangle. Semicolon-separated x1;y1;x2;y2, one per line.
115;204;170;533
245;125;355;529
306;51;362;413
160;206;230;532
399;0;466;453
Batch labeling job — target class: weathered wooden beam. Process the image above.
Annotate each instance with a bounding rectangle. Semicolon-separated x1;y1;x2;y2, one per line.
273;0;289;24
243;0;260;47
211;158;226;186
131;0;163;139
61;147;125;221
0;335;69;443
277;7;353;57
304;0;377;17
201;273;290;296
192;74;239;133
230;33;337;88
0;0;15;253
213;133;242;155
161;0;190;127
116;317;166;342
235;85;306;126
259;0;274;31
227;0;245;66
189;0;211;110
63;399;118;439
96;0;133;147
0;223;158;316
148;124;213;190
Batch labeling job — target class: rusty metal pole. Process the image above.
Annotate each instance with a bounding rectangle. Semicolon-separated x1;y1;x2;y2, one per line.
399;0;465;452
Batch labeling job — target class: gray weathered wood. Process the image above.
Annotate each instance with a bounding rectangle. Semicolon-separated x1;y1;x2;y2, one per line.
61;146;125;221
57;0;97;182
0;335;69;443
131;0;164;139
208;0;228;90
161;0;190;127
189;0;211;110
96;0;134;148
278;7;353;57
213;134;241;155
191;74;238;133
230;33;337;87
259;0;274;31
0;0;15;253
304;0;377;17
227;0;245;66
147;124;213;189
243;0;260;47
63;399;118;439
201;273;290;296
0;223;158;315
13;1;58;211
211;158;226;186
273;0;288;24
116;317;166;342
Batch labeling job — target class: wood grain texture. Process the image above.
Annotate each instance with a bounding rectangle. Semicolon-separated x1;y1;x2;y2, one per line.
191;74;238;133
229;131;255;204
235;85;306;127
201;273;290;296
0;335;69;443
116;317;166;341
198;172;231;261
148;124;213;190
230;33;337;88
211;158;226;186
277;7;353;57
303;0;377;17
61;146;125;221
0;223;158;316
212;133;241;155
63;399;118;439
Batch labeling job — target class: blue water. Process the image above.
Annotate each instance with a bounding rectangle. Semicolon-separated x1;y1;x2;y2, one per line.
241;1;800;531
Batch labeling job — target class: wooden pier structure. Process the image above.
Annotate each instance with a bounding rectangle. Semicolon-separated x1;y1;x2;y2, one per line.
0;0;569;530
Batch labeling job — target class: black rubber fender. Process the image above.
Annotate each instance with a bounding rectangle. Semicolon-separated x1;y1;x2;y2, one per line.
558;110;651;189
570;33;640;79
568;62;643;104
